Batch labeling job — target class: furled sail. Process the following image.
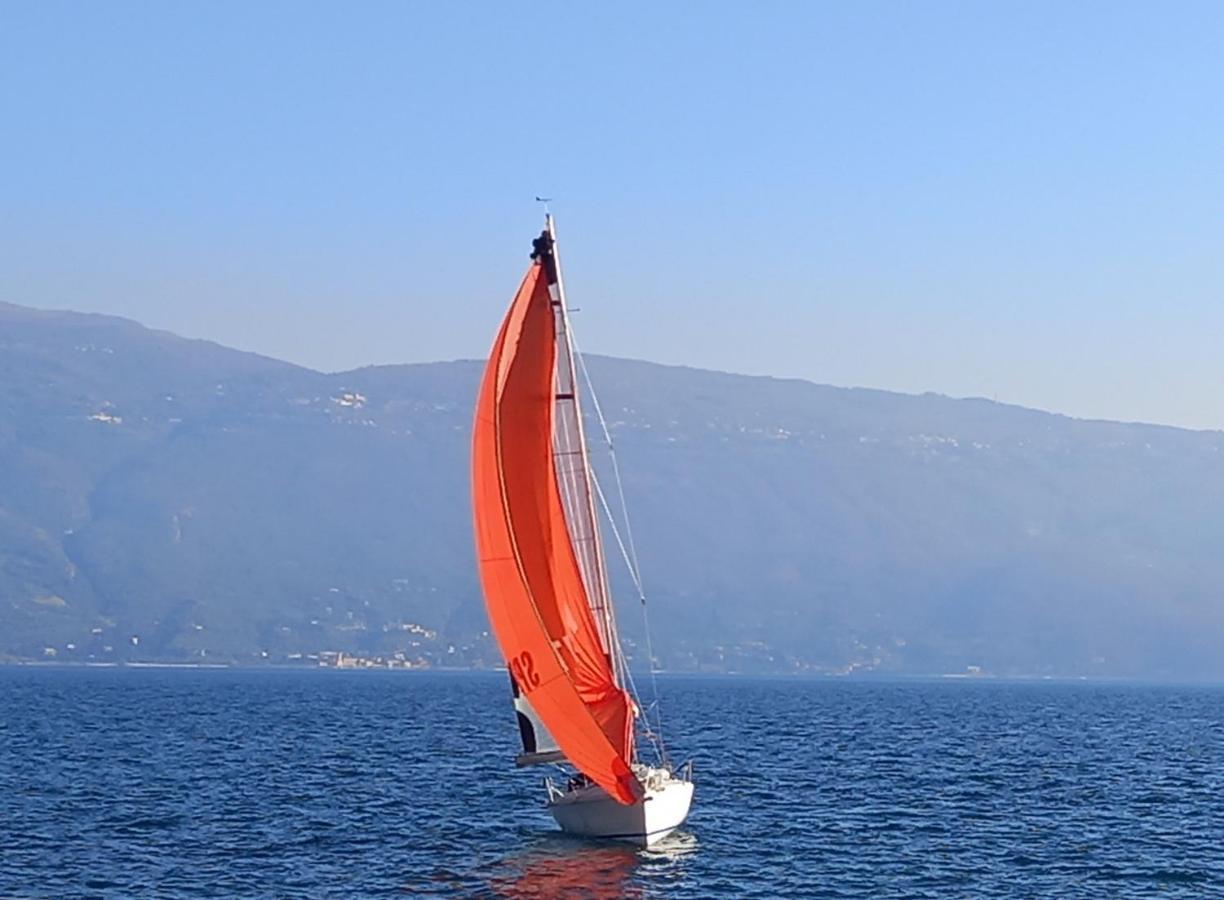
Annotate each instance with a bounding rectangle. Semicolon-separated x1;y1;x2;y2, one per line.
471;257;641;806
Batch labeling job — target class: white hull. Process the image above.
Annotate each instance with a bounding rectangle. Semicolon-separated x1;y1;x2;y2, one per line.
547;766;694;848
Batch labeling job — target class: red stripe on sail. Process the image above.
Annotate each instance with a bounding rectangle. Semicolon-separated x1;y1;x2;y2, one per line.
472;262;639;805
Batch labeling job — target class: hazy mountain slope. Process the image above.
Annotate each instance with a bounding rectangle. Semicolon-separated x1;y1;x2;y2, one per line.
578;359;1224;676
3;301;1223;677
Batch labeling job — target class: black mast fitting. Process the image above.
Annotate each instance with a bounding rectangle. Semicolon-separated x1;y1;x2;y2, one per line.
530;229;559;286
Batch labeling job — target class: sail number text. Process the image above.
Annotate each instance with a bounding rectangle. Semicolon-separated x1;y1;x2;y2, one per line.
511;651;540;692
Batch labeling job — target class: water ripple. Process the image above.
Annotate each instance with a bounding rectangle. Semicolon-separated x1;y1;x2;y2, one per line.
2;670;1224;897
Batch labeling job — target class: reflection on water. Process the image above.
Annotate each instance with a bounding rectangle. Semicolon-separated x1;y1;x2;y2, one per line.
482;830;699;898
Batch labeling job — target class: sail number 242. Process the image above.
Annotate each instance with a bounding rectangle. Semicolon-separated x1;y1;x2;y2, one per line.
511;651;540;692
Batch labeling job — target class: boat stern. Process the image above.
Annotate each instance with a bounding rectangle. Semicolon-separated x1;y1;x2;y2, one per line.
546;765;694;847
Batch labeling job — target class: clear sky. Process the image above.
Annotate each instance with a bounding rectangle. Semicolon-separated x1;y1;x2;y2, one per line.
4;2;1223;429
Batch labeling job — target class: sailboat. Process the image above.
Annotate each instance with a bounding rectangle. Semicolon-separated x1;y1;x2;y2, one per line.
471;214;694;847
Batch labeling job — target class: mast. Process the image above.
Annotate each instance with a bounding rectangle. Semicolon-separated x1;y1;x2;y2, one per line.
541;215;627;690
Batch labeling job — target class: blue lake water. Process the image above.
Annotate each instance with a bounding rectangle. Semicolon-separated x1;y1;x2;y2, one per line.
3;668;1224;898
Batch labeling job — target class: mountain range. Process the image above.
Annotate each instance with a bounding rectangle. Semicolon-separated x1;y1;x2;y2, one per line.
3;300;1224;678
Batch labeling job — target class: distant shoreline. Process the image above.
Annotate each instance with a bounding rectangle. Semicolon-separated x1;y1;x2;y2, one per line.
4;660;1224;687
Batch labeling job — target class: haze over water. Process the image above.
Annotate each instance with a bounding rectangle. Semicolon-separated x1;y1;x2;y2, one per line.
3;667;1222;898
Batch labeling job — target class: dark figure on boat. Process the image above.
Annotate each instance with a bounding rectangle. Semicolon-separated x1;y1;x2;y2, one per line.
530;230;558;285
566;773;594;792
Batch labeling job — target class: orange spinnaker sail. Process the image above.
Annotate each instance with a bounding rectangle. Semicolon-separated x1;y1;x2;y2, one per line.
472;261;641;805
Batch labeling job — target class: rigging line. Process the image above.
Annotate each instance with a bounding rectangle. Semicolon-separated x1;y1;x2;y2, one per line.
555;374;633;722
569;325;669;767
551;301;616;657
547;228;622;675
590;471;643;601
554;405;600;596
572;348;646;594
589;469;666;763
585;450;670;768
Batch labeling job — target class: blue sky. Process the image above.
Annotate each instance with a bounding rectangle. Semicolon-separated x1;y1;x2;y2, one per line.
4;1;1223;428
